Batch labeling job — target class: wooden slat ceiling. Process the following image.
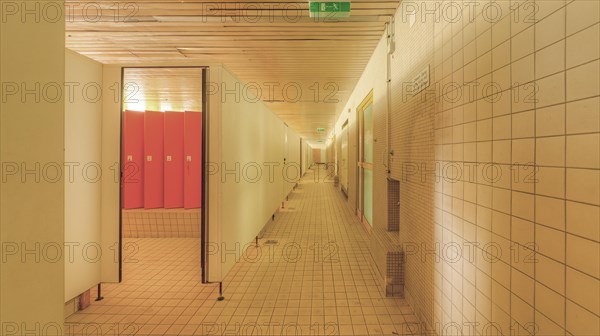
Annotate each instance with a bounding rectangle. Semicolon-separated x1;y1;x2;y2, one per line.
66;0;399;139
122;68;203;112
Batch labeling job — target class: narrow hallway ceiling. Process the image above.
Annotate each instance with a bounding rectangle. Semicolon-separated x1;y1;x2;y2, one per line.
66;1;400;139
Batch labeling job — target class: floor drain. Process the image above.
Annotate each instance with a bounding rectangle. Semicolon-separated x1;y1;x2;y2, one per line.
264;240;278;245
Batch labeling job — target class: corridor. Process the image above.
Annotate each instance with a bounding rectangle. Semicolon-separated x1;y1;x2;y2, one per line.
65;166;418;336
2;1;599;335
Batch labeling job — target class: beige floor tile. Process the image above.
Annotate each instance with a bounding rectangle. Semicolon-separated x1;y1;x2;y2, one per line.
66;167;418;335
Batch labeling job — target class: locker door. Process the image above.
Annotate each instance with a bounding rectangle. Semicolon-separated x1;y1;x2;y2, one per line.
144;111;164;208
122;111;144;209
164;112;184;208
184;111;202;209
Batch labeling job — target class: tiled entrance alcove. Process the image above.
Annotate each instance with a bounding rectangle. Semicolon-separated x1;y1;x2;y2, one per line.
122;208;200;238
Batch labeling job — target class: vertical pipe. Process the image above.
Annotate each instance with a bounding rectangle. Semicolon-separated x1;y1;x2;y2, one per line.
95;283;104;301
386;18;395;176
217;282;224;301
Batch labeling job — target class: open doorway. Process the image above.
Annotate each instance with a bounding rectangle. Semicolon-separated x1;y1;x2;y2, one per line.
119;67;207;282
340;120;349;196
357;91;373;233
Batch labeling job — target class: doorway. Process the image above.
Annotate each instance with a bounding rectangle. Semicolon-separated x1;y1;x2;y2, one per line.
119;67;208;282
340;120;349;196
357;91;373;231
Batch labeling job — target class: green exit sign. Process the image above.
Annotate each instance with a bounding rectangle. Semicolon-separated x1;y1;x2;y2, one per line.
309;1;351;18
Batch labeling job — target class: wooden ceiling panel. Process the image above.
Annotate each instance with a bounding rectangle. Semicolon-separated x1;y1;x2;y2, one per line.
66;0;399;139
122;67;204;112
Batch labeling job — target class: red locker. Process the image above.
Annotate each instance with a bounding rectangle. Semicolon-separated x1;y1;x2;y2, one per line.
164;111;184;208
144;111;164;208
184;111;202;209
122;110;144;209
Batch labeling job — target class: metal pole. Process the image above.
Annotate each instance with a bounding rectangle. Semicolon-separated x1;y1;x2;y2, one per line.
95;283;104;301
217;282;224;301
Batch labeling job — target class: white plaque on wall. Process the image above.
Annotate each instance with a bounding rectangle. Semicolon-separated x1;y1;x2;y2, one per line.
411;65;430;94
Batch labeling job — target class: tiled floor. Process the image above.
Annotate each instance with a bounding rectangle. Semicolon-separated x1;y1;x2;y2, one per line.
122;208;201;238
65;166;419;335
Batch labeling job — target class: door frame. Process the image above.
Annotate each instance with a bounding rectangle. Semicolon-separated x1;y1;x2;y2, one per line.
356;90;373;234
340;120;349;197
118;66;209;282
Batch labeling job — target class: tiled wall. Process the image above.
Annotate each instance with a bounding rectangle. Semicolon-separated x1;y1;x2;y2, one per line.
389;0;437;325
387;0;599;335
122;208;200;238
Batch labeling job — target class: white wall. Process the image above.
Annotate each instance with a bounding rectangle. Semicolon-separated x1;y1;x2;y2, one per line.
64;50;103;301
302;142;314;172
0;5;65;327
100;65;122;283
320;148;326;163
285;127;301;196
218;66;300;279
